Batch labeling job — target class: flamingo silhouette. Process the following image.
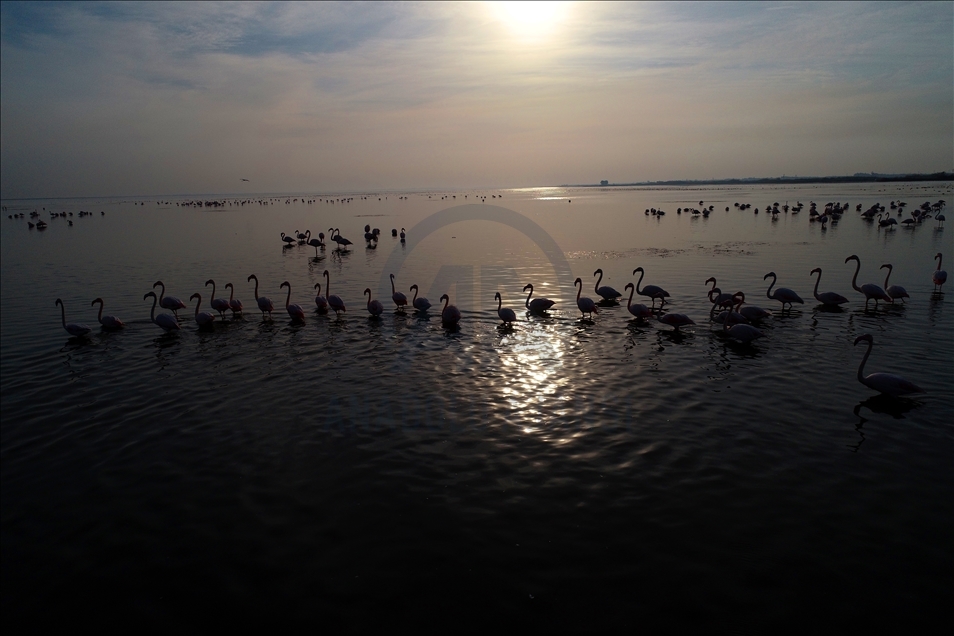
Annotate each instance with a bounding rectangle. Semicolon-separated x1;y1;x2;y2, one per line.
854;334;924;397
143;291;180;332
763;272;803;310
247;274;275;319
632;267;670;308
190;293;216;327
809;268;848;306
574;278;599;318
845;255;891;309
91;298;124;329
495;292;516;325
523;284;555;313
280;282;306;323
55;299;91;337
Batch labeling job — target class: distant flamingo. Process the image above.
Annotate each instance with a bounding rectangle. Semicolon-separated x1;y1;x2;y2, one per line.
279;282;306;322
933;253;947;292
313;283;328;313
143;291;180;332
440;294;461;327
523;284;555;313
324;270;346;317
721;294;763;343
705;277;735;314
390;274;407;311
90;298;124;329
574;278;599;318
495;292;517;325
247;274;275;319
593;269;622;301
632;267;670;308
224;283;243;315
189;293;216;327
880;264;909;303
205;279;230;317
365;288;384;317
400;228;406;242
623;283;653;320
281;232;296;247
763;272;804;310
55;298;91;337
410;284;431;312
306;230;324;256
809;268;848;307
853;334;924;397
153;281;186;317
844;255;891;309
658;313;695;331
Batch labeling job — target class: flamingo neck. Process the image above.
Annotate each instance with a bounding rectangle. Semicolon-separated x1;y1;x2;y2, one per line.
325;274;330;297
412;286;418;302
937;255;943;271
857;340;871;383
594;271;602;293
285;286;291;308
366;290;371;309
150;296;157;322
252;278;259;299
391;276;396;294
442;297;449;312
96;301;104;323
635;269;644;294
812;271;821;299
156;283;165;302
765;275;776;300
194;297;201;317
59;301;67;328
883;267;891;288
850;259;861;292
496;295;502;311
525;286;533;307
576;281;582;302
227;285;234;301
627;286;634;309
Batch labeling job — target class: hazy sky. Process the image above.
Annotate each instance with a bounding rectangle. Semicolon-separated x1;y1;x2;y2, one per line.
1;1;951;198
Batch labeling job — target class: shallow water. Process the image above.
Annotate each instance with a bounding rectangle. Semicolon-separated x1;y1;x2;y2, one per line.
2;183;952;629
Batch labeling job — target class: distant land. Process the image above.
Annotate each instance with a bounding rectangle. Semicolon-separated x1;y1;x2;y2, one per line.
574;172;954;188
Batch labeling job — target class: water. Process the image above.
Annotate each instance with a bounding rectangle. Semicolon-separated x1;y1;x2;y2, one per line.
2;183;952;629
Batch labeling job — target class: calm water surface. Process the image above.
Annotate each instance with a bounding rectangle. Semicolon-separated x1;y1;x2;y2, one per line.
2;184;952;629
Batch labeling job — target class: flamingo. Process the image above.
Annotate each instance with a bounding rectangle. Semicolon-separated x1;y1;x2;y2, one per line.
280;281;306;322
623;283;653;320
574;278;599;318
364;288;384;317
324;270;346;317
390;274;408;311
205;279;230;317
763;272;804;310
391;228;398;237
853;334;924;397
410;284;431;312
281;232;296;247
844;255;891;309
880;264;909;303
440;294;461;327
296;229;308;243
313;282;328;313
809;268;848;306
306;231;324;256
495;292;517;326
705;278;735;314
189;293;216;327
523;284;555;313
247;274;275;319
153;281;186;317
224;283;243;315
90;298;125;329
732;291;771;322
936;214;945;228
143;291;180;332
658;313;694;331
712;292;748;325
933;253;947;292
400;228;406;242
55;299;92;337
721;294;763;343
632;267;670;308
593;269;622;301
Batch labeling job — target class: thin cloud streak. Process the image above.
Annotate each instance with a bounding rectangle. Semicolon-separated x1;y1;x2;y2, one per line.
1;1;951;197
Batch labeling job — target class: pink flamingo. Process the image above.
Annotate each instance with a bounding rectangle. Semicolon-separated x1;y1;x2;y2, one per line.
732;291;771;322
809;268;848;306
623;283;653;320
143;291;180;332
844;255;891;309
410;284;431;312
880;264;909;303
323;270;346;317
247;274;274;319
91;298;125;329
189;293;216;327
574;278;599;318
658;313;694;331
495;292;517;325
705;277;735;314
280;282;306;322
632;267;670;308
523;284;555;313
853;334;924;396
440;294;461;327
153;281;186;317
390;274;407;311
365;288;384;317
593;269;622;301
55;298;91;337
933;253;947;292
722;294;763;343
763;272;803;310
205;279;231;317
313;283;328;313
224;283;243;315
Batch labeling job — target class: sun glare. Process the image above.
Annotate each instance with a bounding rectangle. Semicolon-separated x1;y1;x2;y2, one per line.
489;1;572;40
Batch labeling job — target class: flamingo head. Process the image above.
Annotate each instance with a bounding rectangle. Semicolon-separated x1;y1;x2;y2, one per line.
55;298;63;307
495;292;501;302
143;291;156;301
281;281;290;289
854;334;873;346
410;284;418;292
574;278;582;289
314;283;321;291
153;281;163;288
763;272;776;281
734;291;745;303
225;283;233;290
593;268;603;277
880;264;891;271
705;277;716;287
247;274;256;282
810;268;821;275
91;298;103;306
205;279;214;286
523;284;533;292
190;293;200;301
845;255;859;264
707;287;722;301
364;288;372;298
633;267;644;275
625;283;634;292
323;269;330;279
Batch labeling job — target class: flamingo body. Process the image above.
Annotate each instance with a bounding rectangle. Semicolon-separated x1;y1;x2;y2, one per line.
658;313;694;330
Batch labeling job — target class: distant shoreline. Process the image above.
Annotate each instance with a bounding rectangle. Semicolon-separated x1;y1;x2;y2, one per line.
567;172;953;188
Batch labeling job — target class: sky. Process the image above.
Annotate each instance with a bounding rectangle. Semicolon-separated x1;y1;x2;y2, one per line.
1;1;952;198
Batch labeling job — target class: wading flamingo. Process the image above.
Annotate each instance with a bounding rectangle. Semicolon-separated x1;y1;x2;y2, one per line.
281;232;296;247
853;334;924;397
365;288;384;317
574;278;599;318
632;267;670;308
91;298;124;329
624;283;653;320
721;294;763;343
143;291;180;332
224;283;243;315
206;279;230;317
658;313;694;331
410;284;431;312
280;281;306;323
705;277;735;314
844;255;891;309
153;281;186;317
809;268;848;307
495;292;517;325
189;293;216;327
313;283;328;313
390;274;407;311
933;253;947;292
523;284;555;313
593;269;622;301
247;274;275;319
440;294;461;327
55;299;91;337
880;264;909;303
733;291;771;322
763;272;804;310
324;270;346;317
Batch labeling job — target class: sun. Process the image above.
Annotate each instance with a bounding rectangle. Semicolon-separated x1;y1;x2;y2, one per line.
489;1;572;40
